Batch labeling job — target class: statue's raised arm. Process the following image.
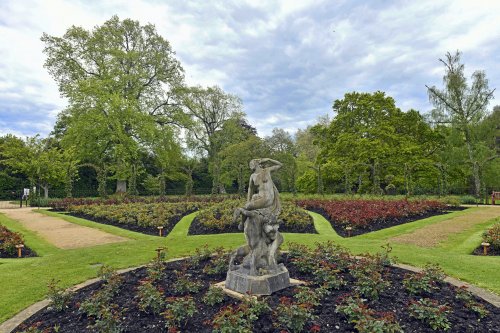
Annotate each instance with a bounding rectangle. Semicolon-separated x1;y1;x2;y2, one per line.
259;158;282;172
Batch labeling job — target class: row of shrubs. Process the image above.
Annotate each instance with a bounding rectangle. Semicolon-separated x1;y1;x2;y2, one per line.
48;195;239;211
191;199;314;234
67;202;208;231
296;199;448;229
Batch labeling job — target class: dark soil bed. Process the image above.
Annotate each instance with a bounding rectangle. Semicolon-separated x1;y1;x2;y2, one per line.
60;209;197;237
188;216;317;235
14;252;500;333
308;207;466;237
472;246;500;256
0;246;36;258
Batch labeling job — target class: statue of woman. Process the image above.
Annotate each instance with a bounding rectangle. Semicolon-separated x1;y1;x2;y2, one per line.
244;158;282;215
230;158;283;275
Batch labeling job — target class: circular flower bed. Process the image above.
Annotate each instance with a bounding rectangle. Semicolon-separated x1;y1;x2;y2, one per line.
14;243;499;332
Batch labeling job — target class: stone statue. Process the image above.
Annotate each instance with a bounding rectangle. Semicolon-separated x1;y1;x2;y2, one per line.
225;158;290;295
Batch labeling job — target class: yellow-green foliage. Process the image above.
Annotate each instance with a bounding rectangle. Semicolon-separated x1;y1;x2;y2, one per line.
69;202;208;228
196;199;313;231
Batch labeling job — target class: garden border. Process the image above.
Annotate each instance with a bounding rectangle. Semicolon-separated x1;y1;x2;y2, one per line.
1;257;499;333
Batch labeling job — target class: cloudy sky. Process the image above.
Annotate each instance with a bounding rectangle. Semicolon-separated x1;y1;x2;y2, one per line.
1;0;499;138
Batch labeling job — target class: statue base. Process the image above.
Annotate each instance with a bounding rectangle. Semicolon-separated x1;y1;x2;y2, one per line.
225;264;290;295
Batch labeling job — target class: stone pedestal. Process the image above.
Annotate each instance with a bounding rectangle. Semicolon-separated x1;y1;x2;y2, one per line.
225;264;290;295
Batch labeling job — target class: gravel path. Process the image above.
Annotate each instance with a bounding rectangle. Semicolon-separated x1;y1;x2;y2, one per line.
390;206;500;247
0;208;128;249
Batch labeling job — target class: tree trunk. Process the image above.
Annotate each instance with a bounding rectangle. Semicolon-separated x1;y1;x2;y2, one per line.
116;180;127;193
97;168;107;197
159;172;166;196
65;175;73;198
464;128;481;197
41;183;49;199
128;165;137;195
237;165;244;197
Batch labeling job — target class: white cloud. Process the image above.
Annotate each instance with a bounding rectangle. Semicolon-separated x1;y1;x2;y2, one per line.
0;0;499;139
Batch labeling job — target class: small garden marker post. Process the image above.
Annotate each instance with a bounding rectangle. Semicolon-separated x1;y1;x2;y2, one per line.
16;244;24;258
346;226;352;237
155;247;165;260
481;242;490;255
157;226;164;237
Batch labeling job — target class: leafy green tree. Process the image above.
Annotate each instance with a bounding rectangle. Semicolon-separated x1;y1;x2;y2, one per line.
295;118;330;194
315;92;441;195
0;136;78;199
426;51;495;196
220;135;268;195
264;128;297;193
181;85;244;193
42;16;185;193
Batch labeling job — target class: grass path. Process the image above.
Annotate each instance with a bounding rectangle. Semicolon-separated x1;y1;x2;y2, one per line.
0;207;499;324
390;206;500;247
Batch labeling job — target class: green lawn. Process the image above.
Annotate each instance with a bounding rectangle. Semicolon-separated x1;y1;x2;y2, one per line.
1;207;499;324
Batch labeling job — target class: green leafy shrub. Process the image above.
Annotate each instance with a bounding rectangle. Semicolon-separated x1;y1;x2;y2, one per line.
482;222;500;250
202;286;225;306
163;296;197;331
172;270;203;294
455;286;490;319
136;279;165;314
459;195;477;204
47;279;73;312
209;297;269;333
349;254;390;300
194;199;314;233
403;264;445;295
273;296;316;333
408;298;451;331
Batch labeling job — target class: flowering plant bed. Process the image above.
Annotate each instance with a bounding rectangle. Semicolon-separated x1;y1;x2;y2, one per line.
65;201;208;237
49;195;239;211
14;243;499;333
0;224;36;258
473;222;500;256
188;199;316;235
296;199;452;237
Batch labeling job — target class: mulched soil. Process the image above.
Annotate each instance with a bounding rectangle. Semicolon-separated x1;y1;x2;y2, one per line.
188;216;317;235
61;209;198;237
14;254;500;333
308;207;466;237
0;246;36;258
472;246;500;256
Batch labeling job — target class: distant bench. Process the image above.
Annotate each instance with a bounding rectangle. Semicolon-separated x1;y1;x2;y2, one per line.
492;191;500;205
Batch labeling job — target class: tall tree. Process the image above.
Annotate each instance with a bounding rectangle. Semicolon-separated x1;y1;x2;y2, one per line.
42;16;185;192
0;135;78;199
181;85;243;193
264;128;297;193
426;51;495;196
315;92;440;195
